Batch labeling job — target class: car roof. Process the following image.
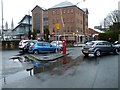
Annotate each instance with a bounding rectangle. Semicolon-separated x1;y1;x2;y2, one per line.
35;41;49;43
87;40;109;44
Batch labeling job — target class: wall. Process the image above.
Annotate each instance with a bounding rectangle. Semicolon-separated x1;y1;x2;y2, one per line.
2;40;20;50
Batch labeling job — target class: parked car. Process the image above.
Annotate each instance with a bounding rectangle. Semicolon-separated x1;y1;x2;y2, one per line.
82;40;119;57
50;41;63;48
113;41;120;51
19;40;37;52
28;41;62;54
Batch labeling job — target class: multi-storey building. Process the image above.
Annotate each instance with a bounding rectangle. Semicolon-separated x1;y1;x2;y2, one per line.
32;1;88;43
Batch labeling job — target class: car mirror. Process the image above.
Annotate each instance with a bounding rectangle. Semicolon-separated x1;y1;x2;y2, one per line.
50;44;52;47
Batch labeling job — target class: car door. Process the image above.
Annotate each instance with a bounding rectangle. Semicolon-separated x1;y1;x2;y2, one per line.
37;43;44;53
96;42;106;52
42;42;52;52
102;41;113;53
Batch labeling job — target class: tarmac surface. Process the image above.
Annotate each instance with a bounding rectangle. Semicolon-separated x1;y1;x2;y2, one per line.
0;47;119;89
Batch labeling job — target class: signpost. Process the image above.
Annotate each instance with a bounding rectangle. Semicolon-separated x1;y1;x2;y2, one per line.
55;23;60;53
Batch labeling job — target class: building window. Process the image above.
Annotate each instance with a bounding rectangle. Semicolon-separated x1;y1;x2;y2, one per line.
52;11;55;15
56;19;59;23
63;18;65;24
71;27;73;32
67;18;70;23
68;27;69;32
67;9;70;13
63;9;66;13
56;10;59;15
71;9;73;13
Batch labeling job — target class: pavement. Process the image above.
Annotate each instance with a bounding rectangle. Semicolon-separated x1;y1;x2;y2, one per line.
26;52;70;61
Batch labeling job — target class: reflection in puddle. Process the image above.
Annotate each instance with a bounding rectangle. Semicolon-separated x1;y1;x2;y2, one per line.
83;55;100;64
48;56;84;76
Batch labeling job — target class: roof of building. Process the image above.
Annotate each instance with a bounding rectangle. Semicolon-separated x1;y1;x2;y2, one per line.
51;1;74;8
31;5;43;12
94;29;104;33
19;15;31;24
89;28;104;33
49;1;88;14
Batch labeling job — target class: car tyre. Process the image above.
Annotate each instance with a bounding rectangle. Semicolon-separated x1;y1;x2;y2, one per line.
33;50;39;54
54;48;60;53
94;50;101;57
114;48;119;55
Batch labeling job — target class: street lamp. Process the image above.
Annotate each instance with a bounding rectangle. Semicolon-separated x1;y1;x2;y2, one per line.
76;29;78;46
1;0;4;40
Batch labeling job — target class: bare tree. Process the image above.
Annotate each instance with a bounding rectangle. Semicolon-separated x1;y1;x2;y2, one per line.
104;10;120;27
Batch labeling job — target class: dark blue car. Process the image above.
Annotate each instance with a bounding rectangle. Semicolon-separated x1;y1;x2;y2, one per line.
28;41;62;54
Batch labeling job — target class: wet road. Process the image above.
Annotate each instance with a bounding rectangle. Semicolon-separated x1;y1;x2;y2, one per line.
1;47;119;88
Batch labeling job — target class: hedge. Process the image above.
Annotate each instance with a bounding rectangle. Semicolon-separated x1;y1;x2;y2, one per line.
98;30;120;42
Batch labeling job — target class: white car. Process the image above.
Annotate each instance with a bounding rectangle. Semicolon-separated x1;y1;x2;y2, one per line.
19;40;37;52
114;41;120;51
50;41;63;48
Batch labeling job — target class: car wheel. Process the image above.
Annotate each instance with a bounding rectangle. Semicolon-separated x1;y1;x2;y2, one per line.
33;50;39;54
95;50;101;57
54;48;58;53
114;48;119;55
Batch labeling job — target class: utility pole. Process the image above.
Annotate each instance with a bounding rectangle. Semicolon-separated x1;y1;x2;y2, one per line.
1;0;3;40
104;18;106;31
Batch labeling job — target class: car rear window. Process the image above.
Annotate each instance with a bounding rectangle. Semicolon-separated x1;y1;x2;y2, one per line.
86;42;94;45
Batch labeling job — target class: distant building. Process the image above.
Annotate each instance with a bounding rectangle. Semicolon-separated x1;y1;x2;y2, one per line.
12;15;32;40
32;1;88;43
0;29;13;41
88;28;104;40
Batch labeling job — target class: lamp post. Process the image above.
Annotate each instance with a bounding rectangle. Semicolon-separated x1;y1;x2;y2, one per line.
1;0;6;84
76;29;78;46
104;18;106;31
1;0;3;40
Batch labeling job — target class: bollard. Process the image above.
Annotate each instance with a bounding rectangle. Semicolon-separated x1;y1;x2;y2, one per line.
62;39;66;54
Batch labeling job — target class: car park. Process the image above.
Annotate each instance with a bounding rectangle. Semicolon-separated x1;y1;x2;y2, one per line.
28;41;62;54
19;40;37;52
50;41;63;48
82;40;119;57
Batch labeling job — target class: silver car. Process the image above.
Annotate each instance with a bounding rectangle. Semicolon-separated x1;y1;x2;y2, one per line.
82;40;119;57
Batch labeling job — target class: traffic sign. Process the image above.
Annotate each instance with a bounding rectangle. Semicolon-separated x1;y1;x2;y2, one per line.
55;23;60;30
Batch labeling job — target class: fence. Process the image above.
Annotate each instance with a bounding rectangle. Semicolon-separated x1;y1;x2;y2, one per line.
2;40;20;50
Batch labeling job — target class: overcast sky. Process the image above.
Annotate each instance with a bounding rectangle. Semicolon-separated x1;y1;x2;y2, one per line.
0;0;119;29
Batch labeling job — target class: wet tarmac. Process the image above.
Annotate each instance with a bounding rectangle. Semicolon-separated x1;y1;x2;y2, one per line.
1;47;119;88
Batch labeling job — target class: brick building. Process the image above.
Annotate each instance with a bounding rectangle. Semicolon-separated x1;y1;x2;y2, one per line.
31;1;88;43
88;28;104;41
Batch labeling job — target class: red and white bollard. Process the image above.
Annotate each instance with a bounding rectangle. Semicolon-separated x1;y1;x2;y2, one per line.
62;39;66;54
